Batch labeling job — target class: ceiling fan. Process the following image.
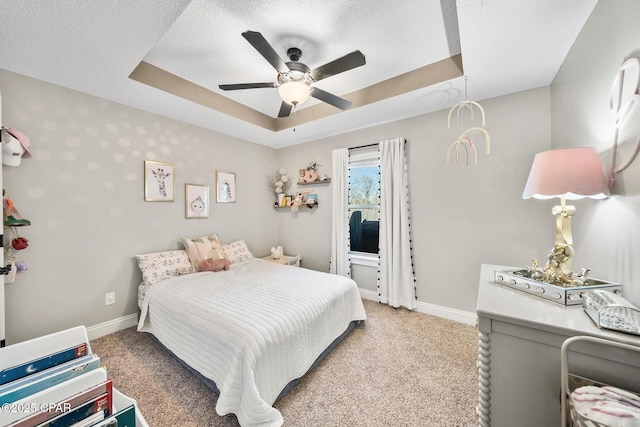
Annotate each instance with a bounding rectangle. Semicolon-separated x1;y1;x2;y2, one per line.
219;30;366;118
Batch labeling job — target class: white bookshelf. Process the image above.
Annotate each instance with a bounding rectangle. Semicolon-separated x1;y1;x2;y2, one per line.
0;325;147;426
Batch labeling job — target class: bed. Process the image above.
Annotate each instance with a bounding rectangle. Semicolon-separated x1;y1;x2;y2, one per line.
135;241;367;427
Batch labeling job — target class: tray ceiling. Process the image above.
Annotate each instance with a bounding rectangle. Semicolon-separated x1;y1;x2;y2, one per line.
0;0;597;148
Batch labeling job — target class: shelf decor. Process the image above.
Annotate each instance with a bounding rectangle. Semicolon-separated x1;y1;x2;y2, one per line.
268;169;290;205
297;159;330;184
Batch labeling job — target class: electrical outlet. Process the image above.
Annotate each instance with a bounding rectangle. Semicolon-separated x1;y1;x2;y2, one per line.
105;292;116;306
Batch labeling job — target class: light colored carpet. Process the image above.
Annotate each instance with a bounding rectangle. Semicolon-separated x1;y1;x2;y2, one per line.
90;299;479;426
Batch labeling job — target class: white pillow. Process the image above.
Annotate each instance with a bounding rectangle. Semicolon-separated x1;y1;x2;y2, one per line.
222;239;255;264
135;250;194;286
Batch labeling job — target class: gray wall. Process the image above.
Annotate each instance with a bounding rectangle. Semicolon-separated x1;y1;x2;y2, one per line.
0;70;278;344
275;87;552;316
550;0;640;307
275;0;640;316
3;0;639;343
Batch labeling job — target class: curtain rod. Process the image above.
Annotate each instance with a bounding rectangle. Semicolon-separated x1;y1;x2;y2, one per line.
348;143;378;150
348;139;407;151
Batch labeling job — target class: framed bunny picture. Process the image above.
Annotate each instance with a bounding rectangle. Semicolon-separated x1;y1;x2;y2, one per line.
185;184;209;219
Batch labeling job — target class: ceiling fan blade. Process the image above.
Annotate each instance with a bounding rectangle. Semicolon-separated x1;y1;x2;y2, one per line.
219;82;277;91
278;101;293;118
310;87;352;110
310;50;366;81
242;30;290;74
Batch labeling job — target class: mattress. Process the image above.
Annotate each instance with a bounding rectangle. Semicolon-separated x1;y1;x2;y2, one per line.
137;258;366;427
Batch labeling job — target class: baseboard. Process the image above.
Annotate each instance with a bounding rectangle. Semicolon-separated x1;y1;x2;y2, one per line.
414;301;477;325
358;288;380;302
359;288;477;326
86;313;138;341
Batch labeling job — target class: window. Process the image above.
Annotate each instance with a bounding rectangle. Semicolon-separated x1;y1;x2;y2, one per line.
348;148;380;257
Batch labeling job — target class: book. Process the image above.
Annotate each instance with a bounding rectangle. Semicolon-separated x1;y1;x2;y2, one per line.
69;411;105;427
1;368;108;427
38;391;111;427
0;327;91;381
1;344;89;385
0;355;101;404
9;378;112;427
0;327;146;427
89;404;136;427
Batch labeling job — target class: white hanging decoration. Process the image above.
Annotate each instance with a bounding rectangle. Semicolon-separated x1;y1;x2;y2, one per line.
447;136;476;166
446;76;491;166
608;55;640;183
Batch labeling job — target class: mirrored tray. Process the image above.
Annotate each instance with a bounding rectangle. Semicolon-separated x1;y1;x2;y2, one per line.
494;269;622;305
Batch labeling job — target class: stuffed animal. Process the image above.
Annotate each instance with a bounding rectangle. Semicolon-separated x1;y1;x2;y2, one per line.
198;257;230;272
306;197;316;209
291;193;304;212
270;246;283;260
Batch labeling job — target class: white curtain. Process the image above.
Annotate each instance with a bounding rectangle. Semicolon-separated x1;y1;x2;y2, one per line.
378;138;416;309
329;148;351;277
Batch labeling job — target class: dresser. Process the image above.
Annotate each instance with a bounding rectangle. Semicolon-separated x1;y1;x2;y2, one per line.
476;264;640;427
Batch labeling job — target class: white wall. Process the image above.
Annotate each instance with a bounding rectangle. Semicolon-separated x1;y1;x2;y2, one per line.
275;87;553;317
550;0;640;307
0;70;278;344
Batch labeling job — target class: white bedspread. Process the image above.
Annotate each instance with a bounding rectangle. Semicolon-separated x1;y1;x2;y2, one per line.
137;259;366;427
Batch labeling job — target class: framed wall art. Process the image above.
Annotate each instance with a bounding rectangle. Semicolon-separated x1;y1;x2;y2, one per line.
216;171;236;203
144;160;175;202
185;184;209;218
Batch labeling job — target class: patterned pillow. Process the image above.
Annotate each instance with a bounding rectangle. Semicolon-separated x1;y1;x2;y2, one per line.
180;234;228;269
222;239;255;264
135;250;194;286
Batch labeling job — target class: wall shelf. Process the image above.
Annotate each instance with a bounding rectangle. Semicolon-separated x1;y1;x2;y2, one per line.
274;205;318;209
297;179;331;186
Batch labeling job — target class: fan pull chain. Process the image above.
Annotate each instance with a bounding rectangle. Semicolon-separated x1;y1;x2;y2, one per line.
293;104;297;132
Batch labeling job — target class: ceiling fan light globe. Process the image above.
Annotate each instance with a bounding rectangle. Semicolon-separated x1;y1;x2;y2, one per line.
279;81;311;106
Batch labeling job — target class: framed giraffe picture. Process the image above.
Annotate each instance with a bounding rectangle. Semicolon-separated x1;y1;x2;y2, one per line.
144;160;175;202
185;184;209;218
216;170;236;203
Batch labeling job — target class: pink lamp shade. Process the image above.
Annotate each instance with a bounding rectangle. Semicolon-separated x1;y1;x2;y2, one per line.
522;147;610;200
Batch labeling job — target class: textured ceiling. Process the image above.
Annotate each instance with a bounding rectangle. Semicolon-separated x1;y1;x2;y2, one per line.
0;0;597;149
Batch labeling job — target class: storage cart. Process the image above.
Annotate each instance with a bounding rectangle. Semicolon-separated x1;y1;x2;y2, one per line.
561;335;640;426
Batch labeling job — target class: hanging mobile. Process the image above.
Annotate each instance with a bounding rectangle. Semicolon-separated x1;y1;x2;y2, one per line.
446;76;491;166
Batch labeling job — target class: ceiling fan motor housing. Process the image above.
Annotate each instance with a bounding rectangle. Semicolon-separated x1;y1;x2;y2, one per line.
278;61;313;85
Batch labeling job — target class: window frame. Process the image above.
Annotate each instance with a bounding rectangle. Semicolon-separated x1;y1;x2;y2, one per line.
348;147;381;266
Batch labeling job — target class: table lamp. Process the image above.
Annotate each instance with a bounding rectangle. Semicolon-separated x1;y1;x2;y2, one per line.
522;147;610;285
